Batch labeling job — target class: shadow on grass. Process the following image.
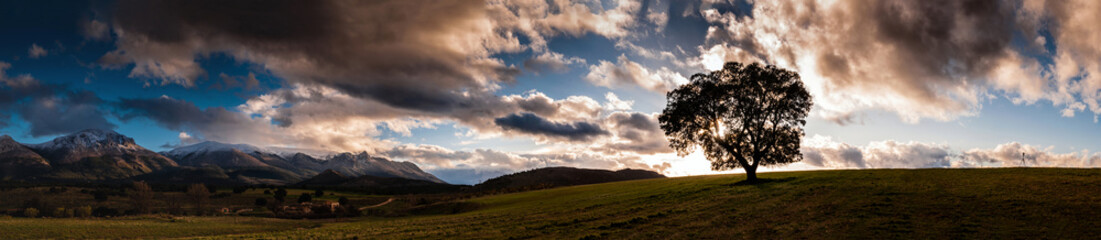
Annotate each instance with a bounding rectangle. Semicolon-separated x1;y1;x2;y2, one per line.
725;177;797;187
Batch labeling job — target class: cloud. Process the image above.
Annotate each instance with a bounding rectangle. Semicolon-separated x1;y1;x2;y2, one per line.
28;44;47;59
97;0;676;149
960;142;1101;168
212;72;260;90
1017;0;1101;117
700;0;1047;123
602;92;633;111
19;91;116;137
0;66;103;135
105;0;521;107
426;167;515;185
100;0;663;111
801;135;953;168
118;92;435;152
161;131;202;149
115;95;287;146
596;112;672;155
384;143;660;184
490;0;649;51
0;62;115;136
523;51;586;74
585;54;688;92
81;19;110;40
801;135;1101;168
494;113;609;142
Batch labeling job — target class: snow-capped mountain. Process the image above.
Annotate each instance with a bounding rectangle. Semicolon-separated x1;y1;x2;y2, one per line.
30;129;143;158
25;129;177;180
0;130;446;185
162;141;444;184
320;152;444;183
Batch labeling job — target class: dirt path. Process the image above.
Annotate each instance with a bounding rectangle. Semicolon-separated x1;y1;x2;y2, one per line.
358;198;395;210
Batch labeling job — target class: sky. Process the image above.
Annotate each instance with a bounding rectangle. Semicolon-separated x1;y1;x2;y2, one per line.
1;0;1100;184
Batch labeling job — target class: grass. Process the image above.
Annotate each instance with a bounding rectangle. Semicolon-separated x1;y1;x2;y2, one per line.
0;216;318;239
4;168;1101;239
0;187;390;214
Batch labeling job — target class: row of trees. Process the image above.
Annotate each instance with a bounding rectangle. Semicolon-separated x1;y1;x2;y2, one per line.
126;182;213;215
6;182;354;218
15;206;93;218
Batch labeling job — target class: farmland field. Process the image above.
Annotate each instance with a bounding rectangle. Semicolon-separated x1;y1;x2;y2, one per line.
4;168;1101;239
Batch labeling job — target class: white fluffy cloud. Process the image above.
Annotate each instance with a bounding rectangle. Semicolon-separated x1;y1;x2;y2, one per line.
801;135;952;169
961;142;1101;168
802;135;1101;168
384;142;666;184
585;55;689;92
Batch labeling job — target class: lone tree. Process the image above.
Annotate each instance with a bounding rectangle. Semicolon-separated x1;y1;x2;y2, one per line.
660;62;812;183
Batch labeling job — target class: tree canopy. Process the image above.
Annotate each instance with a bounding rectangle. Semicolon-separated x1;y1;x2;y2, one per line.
659;62;812;182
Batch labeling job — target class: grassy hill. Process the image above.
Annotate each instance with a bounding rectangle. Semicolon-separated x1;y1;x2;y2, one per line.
471;167;664;193
4;168;1101;239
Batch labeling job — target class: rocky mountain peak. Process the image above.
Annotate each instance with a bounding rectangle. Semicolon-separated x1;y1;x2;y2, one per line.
34;129;139;151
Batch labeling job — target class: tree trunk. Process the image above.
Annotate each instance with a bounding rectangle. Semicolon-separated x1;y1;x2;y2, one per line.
744;165;758;183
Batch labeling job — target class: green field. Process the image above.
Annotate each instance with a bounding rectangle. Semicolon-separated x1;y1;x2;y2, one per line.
4;168;1101;239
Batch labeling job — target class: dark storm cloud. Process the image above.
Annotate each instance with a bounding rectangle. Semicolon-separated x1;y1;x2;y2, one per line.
494;113;609;141
114;96;280;144
116;96;239;130
107;0;520;113
0;63;115;137
19;91;116;137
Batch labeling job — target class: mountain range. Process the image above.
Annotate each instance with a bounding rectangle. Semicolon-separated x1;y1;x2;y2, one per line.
0;129;444;185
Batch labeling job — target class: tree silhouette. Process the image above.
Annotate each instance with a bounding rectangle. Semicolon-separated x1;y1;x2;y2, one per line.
660;62;812;182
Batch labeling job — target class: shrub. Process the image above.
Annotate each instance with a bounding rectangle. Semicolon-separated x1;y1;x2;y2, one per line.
298;193;312;203
255;198;268;206
75;206;93;218
314;189;324;197
92;207;120;218
211;192;232;199
274;188;287;202
52;208;67;218
23;208;39;218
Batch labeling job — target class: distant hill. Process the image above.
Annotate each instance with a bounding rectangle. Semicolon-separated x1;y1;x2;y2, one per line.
472;167;665;192
0;135;51;180
296;169;463;194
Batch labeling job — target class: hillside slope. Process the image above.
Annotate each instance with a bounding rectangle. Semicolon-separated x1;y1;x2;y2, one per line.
230;168;1101;239
473;167;665;192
